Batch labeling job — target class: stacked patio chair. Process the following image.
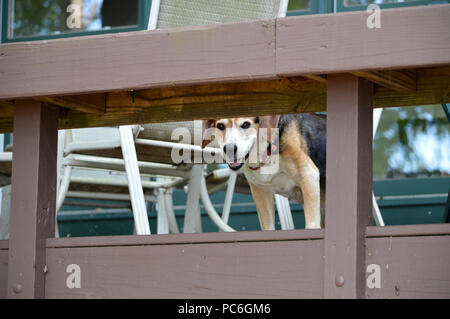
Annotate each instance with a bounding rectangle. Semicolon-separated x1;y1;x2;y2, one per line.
0;1;385;239
54;0;293;236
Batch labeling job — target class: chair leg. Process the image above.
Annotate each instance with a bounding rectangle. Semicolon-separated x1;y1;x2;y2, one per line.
275;194;294;230
372;193;385;227
164;188;180;234
372;108;386;227
183;165;203;233
55;129;73;237
221;171;237;225
119;125;151;235
156;188;169;234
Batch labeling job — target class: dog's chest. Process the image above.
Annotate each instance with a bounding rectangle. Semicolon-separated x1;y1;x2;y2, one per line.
243;164;301;201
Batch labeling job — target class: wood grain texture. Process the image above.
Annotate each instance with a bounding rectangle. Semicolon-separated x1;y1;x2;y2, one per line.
0;161;12;186
44;67;450;131
45;239;324;298
373;66;450;107
366;224;450;238
0;66;448;133
46;229;325;248
0;241;8;249
0;242;7;299
366;236;450;298
324;75;373;299
0;101;14;116
42;231;450;298
7;101;58;299
352;70;416;93
0;20;276;100
276;5;450;75
59;77;326;130
0;5;448;102
35;93;106;114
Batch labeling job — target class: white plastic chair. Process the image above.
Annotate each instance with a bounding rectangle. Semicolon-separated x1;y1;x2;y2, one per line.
42;0;293;237
145;0;292;232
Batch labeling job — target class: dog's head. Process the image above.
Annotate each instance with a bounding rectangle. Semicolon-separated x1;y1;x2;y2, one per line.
202;116;279;171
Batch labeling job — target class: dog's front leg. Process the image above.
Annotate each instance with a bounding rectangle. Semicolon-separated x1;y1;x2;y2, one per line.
248;182;275;231
297;165;321;229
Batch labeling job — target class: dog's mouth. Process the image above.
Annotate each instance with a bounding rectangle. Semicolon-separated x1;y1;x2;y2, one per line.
226;153;250;171
227;160;243;171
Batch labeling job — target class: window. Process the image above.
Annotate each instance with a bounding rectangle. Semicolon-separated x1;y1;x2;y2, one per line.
287;0;333;15
287;0;449;15
287;0;450;181
345;0;423;5
374;105;450;179
338;0;447;11
1;0;150;42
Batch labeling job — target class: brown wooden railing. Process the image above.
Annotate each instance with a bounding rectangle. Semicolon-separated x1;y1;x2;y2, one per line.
0;5;449;298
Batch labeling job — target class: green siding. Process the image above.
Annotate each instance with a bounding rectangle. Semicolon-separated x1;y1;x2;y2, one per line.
57;177;450;237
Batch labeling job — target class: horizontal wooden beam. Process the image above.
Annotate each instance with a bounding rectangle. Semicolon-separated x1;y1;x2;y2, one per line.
373;66;450;107
113;77;325;112
302;74;327;84
44;239;325;298
0;101;14;117
0;19;276;100
366;223;450;238
302;70;418;93
352;70;416;93
0;5;448;101
3;229;450;299
58;66;450;130
34;93;105;114
0;247;7;299
46;229;325;248
58;77;327;130
276;4;450;76
366;236;450;298
0;65;448;133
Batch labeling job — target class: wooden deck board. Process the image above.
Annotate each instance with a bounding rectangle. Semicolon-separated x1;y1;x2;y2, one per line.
0;5;449;132
0;66;448;133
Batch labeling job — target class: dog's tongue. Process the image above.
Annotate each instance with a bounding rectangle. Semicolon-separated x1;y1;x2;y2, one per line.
228;159;241;168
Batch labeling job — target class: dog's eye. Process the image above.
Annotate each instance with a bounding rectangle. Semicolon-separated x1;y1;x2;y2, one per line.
216;123;226;131
241;122;251;129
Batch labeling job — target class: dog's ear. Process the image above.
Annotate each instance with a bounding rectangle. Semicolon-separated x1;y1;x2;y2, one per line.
201;119;216;148
258;115;280;143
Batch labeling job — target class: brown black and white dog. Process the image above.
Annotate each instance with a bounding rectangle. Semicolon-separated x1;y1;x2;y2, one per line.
202;114;326;230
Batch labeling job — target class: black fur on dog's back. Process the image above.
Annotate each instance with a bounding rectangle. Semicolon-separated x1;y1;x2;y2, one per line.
278;113;326;185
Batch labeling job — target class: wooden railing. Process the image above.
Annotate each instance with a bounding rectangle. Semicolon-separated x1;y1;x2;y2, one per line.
0;5;449;298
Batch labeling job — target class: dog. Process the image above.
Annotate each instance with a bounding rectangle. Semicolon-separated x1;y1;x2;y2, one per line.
202;114;326;230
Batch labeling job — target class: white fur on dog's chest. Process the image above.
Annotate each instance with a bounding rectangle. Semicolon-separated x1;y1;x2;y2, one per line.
243;163;302;202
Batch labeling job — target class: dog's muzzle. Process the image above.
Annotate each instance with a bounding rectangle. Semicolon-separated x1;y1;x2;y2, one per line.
227;152;250;171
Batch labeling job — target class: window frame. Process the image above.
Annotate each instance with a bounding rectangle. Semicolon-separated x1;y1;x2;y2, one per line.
287;0;333;16
335;0;450;12
286;0;449;16
1;0;151;43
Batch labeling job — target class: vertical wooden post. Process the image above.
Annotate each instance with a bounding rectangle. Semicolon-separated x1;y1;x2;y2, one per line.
324;74;373;298
8;101;58;298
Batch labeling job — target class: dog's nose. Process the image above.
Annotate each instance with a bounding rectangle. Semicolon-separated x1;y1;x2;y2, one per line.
223;144;238;157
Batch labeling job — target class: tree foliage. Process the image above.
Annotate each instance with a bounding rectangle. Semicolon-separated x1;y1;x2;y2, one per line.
374;105;450;178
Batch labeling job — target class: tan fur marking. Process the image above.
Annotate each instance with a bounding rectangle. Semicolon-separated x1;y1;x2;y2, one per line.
248;182;275;231
280;122;321;229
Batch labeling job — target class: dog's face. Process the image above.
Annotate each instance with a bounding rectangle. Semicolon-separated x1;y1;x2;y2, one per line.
202;116;280;171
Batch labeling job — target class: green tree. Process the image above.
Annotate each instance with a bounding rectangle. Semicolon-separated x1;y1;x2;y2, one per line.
373;105;449;179
10;0;72;38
